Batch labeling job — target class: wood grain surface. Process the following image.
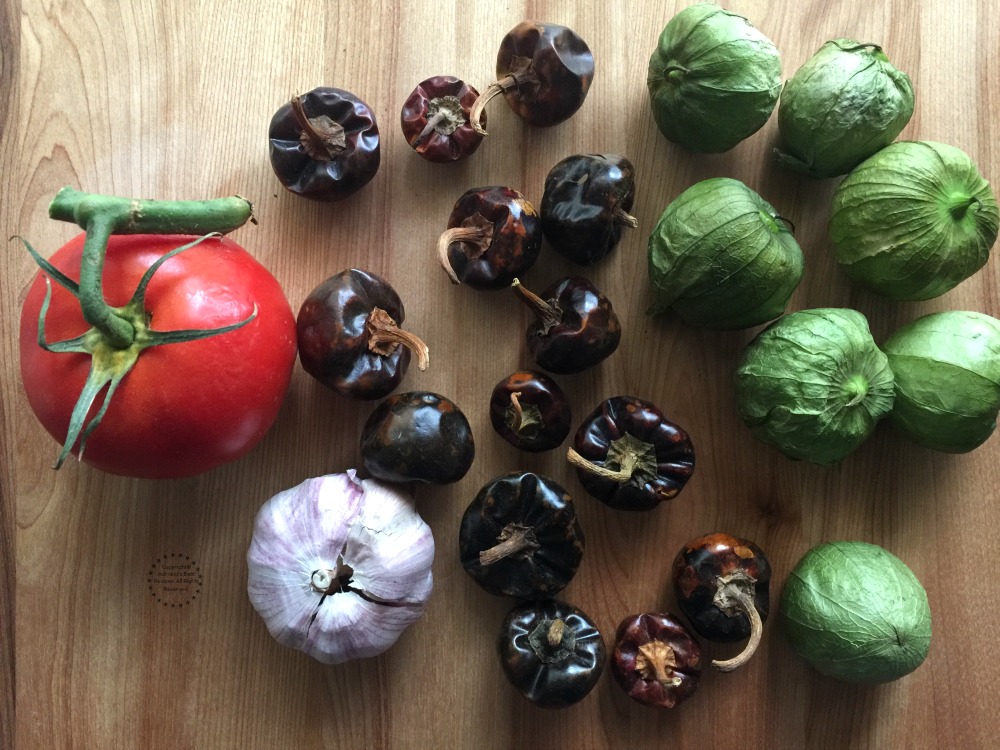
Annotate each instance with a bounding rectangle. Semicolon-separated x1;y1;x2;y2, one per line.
3;1;999;748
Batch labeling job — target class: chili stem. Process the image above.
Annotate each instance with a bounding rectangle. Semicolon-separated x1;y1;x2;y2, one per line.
511;279;561;330
566;446;640;484
367;308;430;370
437;226;487;284
413;111;447;147
507;391;525;431
547;619;566;647
479;525;538;566
469;74;518;135
613;207;639;228
712;590;763;672
290;95;346;160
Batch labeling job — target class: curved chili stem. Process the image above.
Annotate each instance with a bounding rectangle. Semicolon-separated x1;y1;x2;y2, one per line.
289;94;346;160
366;307;430;370
437;226;487;284
507;391;525;432
469;66;539;136
469;76;514;136
566;446;640;483
711;589;764;673
511;278;561;332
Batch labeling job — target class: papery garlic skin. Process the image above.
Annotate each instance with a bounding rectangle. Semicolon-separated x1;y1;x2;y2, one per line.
247;470;434;664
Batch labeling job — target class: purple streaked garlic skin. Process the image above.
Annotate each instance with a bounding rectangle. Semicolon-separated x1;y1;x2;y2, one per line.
247;470;435;664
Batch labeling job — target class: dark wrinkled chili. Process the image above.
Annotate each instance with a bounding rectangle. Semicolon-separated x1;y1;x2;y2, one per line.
459;472;584;599
610;612;702;709
541;153;638;265
360;391;474;485
297;269;429;400
498;599;606;708
673;532;771;672
470;21;594;133
400;76;484;162
489;370;572;452
438;186;541;289
268;87;380;201
568;396;695;510
512;276;621;374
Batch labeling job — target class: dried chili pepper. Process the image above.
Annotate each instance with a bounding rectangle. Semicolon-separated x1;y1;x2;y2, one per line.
541;154;638;265
400;76;484;162
297;269;429;400
470;21;594;134
568;396;695;510
459;472;584;599
268;87;380;201
498;599;606;708
438;187;541;289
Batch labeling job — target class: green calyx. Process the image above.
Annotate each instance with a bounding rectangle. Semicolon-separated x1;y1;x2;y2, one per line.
21;187;257;468
833;41;886;60
841;374;869;406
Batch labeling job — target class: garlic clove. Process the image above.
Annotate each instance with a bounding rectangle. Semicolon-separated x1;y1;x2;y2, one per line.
303;589;419;663
247;470;435;664
345;478;435;603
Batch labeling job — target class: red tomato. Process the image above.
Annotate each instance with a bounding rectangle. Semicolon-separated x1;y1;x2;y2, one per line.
19;233;297;479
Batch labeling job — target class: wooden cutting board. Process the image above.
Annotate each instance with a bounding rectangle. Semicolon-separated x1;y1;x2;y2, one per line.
3;1;998;747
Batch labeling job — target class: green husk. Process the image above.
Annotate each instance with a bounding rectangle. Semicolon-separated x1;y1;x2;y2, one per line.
781;541;931;683
775;39;913;178
734;308;894;465
647;3;781;153
830;141;999;300
647;177;803;329
883;310;1000;452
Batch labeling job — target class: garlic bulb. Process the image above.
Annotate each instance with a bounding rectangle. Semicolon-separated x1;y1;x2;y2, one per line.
247;470;434;664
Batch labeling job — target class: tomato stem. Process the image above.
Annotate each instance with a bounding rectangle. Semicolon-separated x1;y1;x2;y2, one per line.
48;186;255;234
32;234;258;469
47;187;255;349
79;215;134;348
24;188;260;470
